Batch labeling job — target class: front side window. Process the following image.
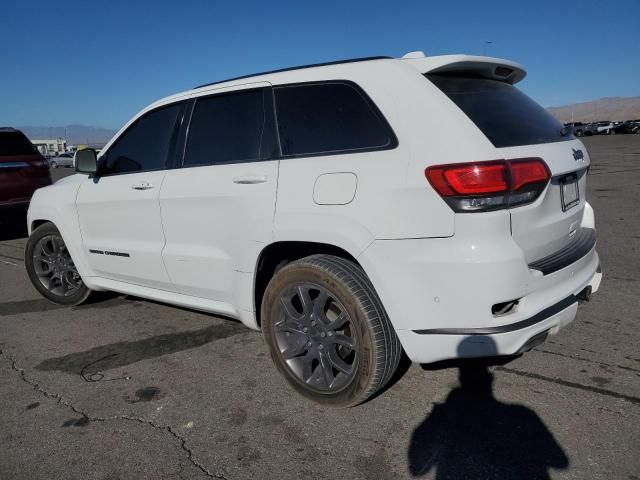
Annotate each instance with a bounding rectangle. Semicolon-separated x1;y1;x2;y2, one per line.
101;103;181;175
274;82;396;157
184;89;266;166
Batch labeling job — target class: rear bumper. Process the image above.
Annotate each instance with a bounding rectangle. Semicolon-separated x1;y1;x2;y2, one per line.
396;295;580;363
358;207;602;364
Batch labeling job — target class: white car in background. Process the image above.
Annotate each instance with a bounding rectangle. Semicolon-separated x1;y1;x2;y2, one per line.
594;121;615;135
24;52;602;406
48;152;74;168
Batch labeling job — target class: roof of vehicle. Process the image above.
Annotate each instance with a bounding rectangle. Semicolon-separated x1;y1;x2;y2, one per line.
136;52;528;124
192;53;526;91
194;56;393;89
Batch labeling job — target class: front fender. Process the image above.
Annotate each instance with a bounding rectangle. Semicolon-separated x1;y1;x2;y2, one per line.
27;180;99;288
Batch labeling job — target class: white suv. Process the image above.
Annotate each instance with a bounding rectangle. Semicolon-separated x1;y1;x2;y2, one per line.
25;53;602;406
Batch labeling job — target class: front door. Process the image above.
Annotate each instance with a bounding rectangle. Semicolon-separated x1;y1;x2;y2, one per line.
76;102;183;290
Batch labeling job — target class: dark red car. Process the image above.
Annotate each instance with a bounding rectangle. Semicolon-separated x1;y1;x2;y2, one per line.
0;128;52;212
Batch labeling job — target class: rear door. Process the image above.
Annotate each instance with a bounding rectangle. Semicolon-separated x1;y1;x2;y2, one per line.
159;83;280;303
428;74;590;262
76;102;184;290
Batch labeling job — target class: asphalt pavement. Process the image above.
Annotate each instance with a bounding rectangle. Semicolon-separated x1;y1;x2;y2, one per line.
0;136;638;479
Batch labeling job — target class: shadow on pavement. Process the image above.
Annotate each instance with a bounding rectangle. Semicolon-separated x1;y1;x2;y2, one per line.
35;322;245;377
408;337;569;479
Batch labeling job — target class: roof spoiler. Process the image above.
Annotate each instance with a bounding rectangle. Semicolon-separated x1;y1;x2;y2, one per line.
402;54;527;84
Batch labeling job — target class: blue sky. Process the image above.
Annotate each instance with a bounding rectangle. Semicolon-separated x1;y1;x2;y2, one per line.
1;0;638;129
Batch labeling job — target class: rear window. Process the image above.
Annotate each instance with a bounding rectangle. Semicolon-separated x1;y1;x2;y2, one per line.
274;82;396;157
184;89;266;166
0;131;37;156
427;75;573;148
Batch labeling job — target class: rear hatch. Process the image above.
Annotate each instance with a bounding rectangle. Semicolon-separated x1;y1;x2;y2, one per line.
426;72;590;263
0;130;51;203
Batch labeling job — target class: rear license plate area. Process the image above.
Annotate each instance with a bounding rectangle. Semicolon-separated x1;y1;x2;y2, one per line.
560;173;579;212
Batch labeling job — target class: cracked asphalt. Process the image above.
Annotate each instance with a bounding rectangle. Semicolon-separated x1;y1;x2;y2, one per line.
1;135;639;479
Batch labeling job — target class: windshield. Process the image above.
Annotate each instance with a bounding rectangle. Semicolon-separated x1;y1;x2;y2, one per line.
427;74;573;148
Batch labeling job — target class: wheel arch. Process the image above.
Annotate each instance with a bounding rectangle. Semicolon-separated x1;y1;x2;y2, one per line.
253;240;365;327
30;219;52;234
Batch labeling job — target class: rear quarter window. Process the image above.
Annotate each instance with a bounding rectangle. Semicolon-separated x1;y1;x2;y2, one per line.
274;82;396;157
427;75;573;148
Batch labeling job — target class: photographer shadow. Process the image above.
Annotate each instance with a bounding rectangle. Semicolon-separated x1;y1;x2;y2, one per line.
408;336;568;479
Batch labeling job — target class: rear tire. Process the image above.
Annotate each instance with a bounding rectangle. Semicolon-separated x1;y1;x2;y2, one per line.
261;254;402;407
50;161;58;168
25;223;91;306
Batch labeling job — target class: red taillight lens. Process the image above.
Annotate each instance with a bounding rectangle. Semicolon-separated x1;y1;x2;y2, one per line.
425;158;550;212
509;159;550;191
426;161;508;196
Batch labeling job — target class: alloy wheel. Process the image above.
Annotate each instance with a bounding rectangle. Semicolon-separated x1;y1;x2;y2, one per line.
32;234;82;297
274;283;358;392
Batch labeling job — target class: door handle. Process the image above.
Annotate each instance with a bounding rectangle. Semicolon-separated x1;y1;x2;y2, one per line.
131;182;154;190
233;174;268;185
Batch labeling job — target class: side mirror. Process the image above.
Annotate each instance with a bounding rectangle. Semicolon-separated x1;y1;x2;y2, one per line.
75;148;98;174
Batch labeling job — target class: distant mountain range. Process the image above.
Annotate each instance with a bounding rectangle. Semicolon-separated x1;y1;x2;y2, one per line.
547;97;640;123
16;96;640;144
18;125;116;145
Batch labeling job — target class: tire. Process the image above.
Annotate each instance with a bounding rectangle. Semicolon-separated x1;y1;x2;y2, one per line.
575;130;583;137
25;223;91;306
261;254;402;407
50;161;58;168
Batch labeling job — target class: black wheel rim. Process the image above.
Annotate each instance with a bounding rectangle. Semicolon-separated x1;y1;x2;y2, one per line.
274;283;358;392
32;234;82;297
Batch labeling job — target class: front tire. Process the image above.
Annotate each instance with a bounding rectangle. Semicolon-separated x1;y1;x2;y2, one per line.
261;255;401;407
25;223;90;306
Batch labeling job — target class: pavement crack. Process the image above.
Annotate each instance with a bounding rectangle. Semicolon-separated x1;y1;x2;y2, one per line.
498;366;640;405
536;348;640;374
0;347;229;480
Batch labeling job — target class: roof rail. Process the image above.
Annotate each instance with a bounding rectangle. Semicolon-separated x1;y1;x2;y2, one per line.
194;56;392;89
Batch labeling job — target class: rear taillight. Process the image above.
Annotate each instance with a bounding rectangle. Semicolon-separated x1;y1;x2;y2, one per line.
425;158;550;212
33;159;49;168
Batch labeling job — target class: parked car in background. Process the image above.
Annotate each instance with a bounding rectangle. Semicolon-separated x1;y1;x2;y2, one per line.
49;152;75;168
564;122;587;137
612;120;640;134
593;121;615;135
0;127;52;212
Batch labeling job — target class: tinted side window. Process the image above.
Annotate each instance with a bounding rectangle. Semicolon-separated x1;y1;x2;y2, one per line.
102;104;181;174
184;89;266;166
274;82;395;157
0;132;37;156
